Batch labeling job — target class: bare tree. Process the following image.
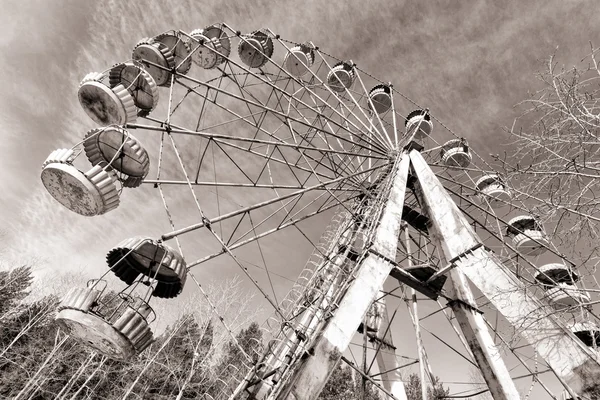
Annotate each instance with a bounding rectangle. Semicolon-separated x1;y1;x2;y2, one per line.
503;43;600;267
502;43;600;399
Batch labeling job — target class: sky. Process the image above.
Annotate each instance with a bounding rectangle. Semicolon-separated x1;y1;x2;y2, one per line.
1;0;599;397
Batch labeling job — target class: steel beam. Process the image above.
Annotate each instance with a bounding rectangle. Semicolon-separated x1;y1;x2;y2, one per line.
409;150;600;395
372;297;408;400
277;153;411;400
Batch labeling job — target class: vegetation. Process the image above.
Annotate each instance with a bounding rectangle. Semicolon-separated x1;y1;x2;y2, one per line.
403;373;449;400
0;266;454;399
0;266;263;399
506;44;600;263
507;45;600;399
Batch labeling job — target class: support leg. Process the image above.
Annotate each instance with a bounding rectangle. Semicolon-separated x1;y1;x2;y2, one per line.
409;149;600;395
278;154;411;400
372;297;408;400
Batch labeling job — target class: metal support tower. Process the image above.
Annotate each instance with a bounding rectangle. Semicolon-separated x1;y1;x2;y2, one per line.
240;148;600;400
371;297;408;400
277;153;411;400
409;149;600;395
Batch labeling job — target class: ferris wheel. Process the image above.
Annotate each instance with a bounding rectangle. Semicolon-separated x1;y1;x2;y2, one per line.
40;23;600;400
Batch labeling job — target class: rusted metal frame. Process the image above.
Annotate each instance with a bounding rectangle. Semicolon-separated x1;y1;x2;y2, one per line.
185;195;358;268
245;193;320;248
253;30;392;152
419;304;451;321
272;143;315;188
230;191;312;246
404;225;433;400
366;308;398;375
268;240;365;400
211;139;256;184
217;167;372;247
212;120;376;184
285;103;326;154
308;51;393;150
347;341;362;371
286;89;376;182
247;213;280;306
285;184;346;224
193;135;212;183
328;135;373;186
435;299;476;362
130;120;380;160
225;212;248;247
301;94;363;179
144;180;338;190
328;94;384;177
253;85;296;161
165;130;287;320
142;112;374;189
226;61;261;126
258;64;345;157
284;218;362;322
194;82;212;132
253;145;301;188
251;226;352;398
210;138;335;182
290;132;373;221
370;360;421;378
174;81;388;166
330;99;369;178
285;111;340;179
420;325;478;368
317;178;368;214
220;60;285;144
176;42;390;156
212;140;231;239
396;229;431;265
231;193;308;247
296;149;332;189
321;143;382;194
274;154;409;400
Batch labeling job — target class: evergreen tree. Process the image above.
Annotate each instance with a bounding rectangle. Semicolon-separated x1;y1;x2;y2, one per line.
404;373;449;400
318;364;380;400
209;322;263;397
319;364;357;400
0;295;60;398
129;314;215;398
0;265;33;318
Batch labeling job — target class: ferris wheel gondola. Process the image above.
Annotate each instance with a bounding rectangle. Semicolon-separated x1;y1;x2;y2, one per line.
284;43;315;77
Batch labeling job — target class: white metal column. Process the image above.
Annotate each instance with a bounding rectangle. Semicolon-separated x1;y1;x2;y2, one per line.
278;153;411;400
409;149;600;395
373;297;408;400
